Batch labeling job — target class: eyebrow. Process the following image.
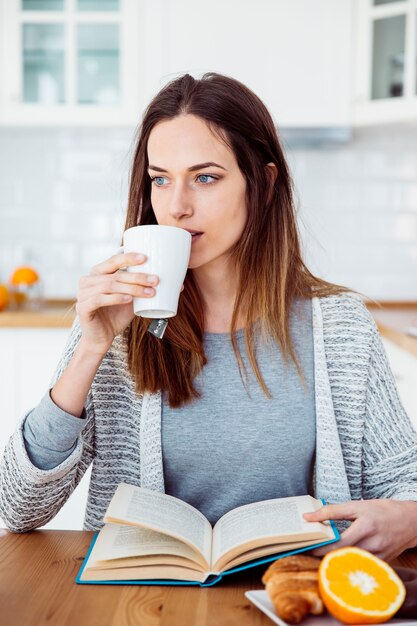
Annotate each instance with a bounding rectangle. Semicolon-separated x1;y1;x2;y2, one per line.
147;161;227;173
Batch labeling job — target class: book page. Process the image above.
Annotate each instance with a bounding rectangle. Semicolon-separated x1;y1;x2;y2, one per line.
81;563;208;583
104;483;212;565
217;537;322;571
212;495;334;570
88;523;208;570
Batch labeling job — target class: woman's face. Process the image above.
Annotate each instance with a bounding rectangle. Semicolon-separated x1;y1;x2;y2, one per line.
147;114;247;271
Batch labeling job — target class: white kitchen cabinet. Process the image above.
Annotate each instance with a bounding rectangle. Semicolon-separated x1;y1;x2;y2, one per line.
0;327;91;530
0;0;143;126
0;0;354;128
0;328;69;437
4;0;415;129
162;0;353;128
353;0;417;125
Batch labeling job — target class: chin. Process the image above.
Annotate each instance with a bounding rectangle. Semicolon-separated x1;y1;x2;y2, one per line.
187;252;214;270
188;259;204;270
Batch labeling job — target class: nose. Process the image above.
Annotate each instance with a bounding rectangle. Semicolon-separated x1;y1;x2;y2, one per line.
167;181;194;221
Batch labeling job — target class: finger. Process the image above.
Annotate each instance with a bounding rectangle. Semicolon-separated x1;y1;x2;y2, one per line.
77;280;156;305
309;527;360;557
370;537;412;561
311;539;391;560
310;543;340;557
303;502;358;523
312;515;384;557
77;272;159;304
76;293;134;316
311;515;412;561
116;271;159;286
90;252;147;276
350;531;413;562
79;271;159;292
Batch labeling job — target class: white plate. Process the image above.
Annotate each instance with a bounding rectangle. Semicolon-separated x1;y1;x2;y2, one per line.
245;590;417;626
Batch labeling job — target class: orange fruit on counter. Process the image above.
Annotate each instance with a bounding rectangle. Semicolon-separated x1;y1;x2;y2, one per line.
0;284;10;311
318;547;405;624
10;266;39;285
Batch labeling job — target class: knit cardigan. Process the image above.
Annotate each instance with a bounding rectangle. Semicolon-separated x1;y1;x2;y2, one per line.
1;293;417;533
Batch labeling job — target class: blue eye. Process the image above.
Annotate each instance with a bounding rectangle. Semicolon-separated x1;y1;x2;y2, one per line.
151;176;167;187
150;173;218;186
197;174;217;184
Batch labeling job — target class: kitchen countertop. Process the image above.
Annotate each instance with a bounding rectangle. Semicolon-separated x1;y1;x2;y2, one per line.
0;300;76;328
1;299;416;358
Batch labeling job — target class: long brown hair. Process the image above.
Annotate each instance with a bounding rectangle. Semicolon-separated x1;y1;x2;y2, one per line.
124;72;354;408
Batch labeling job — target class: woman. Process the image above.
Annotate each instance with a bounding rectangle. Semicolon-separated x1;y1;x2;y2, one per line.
1;73;416;561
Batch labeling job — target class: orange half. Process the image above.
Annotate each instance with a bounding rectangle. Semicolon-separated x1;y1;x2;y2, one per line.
318;547;405;624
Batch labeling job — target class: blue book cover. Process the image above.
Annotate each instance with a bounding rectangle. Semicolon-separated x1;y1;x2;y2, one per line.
76;499;340;588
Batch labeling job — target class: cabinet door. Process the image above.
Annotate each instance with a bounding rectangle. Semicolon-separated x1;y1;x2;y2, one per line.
14;328;69;421
354;0;417;124
0;328;66;447
0;328;90;530
154;0;353;127
0;331;17;447
0;0;142;125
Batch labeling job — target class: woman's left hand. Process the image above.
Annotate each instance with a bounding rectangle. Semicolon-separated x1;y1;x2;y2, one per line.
303;499;417;561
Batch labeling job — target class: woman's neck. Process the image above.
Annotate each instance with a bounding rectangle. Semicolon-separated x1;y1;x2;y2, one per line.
192;262;244;333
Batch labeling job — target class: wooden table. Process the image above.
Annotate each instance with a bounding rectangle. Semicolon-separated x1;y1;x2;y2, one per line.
1;529;417;626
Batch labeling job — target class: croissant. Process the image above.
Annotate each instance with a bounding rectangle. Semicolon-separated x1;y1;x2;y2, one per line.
262;555;324;624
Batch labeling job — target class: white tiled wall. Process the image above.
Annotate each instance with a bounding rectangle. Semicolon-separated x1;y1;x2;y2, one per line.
0;124;416;300
0;128;132;297
286;125;417;301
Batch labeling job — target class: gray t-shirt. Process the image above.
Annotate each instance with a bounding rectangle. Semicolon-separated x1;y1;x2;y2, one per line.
162;298;315;524
22;299;315;524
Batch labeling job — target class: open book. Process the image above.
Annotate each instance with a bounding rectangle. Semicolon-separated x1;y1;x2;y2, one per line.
77;483;339;587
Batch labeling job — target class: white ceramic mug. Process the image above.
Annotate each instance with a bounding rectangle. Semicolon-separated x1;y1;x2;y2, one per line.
122;225;191;318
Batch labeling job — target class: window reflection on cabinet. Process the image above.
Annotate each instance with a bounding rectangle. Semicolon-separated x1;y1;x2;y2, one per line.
23;23;65;104
371;14;406;99
22;0;64;10
373;0;404;5
77;24;120;104
77;0;119;10
18;0;122;108
1;1;153;126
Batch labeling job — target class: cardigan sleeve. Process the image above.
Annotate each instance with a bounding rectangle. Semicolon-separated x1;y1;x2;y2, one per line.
361;327;417;501
0;318;95;533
